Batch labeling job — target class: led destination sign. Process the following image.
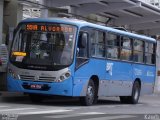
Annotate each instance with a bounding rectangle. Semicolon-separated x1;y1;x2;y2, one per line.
26;24;74;33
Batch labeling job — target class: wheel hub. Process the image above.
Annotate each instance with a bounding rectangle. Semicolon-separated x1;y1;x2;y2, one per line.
87;86;93;97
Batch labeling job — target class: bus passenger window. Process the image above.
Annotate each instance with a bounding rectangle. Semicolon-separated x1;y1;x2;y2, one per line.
106;33;120;59
133;40;144;63
145;42;155;64
120;36;132;61
107;46;119;59
90;30;105;58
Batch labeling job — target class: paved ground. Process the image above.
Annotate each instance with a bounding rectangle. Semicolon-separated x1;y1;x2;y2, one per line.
0;93;160;120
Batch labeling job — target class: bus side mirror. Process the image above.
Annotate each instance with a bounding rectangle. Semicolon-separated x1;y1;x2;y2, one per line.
78;32;88;48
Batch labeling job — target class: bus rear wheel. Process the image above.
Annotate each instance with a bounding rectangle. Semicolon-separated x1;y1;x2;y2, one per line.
80;80;96;106
130;81;141;104
120;81;140;104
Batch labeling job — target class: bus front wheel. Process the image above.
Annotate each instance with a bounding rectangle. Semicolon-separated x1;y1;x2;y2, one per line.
80;80;96;106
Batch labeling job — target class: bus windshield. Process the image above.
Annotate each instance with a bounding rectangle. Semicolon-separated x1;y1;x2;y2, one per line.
10;23;77;70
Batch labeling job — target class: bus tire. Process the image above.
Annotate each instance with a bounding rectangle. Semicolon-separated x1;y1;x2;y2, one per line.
129;81;141;104
80;80;96;106
120;81;140;104
29;94;43;103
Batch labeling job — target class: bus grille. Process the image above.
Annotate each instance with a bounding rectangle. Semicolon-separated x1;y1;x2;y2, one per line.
19;75;56;82
39;76;56;82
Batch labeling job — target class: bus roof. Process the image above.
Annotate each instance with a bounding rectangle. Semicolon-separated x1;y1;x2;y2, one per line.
21;18;156;43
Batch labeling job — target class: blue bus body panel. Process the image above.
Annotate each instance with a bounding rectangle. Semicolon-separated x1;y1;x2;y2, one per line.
133;64;155;83
73;59;106;96
133;64;155;94
106;60;132;81
73;59;156;97
72;58;132;97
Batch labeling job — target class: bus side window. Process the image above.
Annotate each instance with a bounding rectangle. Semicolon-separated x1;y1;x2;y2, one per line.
106;33;120;59
77;32;88;58
120;36;132;61
133;39;144;63
90;30;105;58
145;42;155;64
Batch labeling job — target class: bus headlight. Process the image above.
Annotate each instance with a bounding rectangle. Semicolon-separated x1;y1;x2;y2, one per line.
8;69;20;80
55;70;71;82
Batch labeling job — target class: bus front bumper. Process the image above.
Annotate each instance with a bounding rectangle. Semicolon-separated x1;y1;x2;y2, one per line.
7;76;73;96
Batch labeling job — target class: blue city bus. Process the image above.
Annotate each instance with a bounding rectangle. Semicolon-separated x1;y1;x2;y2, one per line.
7;18;156;105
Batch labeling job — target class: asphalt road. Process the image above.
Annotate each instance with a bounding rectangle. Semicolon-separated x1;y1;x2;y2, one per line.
0;93;160;120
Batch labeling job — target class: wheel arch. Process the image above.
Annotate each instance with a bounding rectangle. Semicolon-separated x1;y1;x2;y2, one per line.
134;78;141;89
90;75;99;90
79;75;100;106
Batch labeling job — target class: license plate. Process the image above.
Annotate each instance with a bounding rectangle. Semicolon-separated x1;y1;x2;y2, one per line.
30;84;42;89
